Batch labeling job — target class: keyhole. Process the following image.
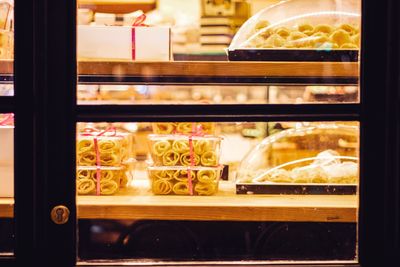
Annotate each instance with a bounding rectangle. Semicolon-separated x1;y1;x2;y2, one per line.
55;208;64;223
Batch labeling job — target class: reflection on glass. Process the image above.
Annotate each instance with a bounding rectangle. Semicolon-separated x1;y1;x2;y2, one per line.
76;121;358;263
77;85;359;105
0;113;14;255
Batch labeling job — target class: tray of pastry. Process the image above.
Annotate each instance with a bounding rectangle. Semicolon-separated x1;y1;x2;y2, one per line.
236;153;358;195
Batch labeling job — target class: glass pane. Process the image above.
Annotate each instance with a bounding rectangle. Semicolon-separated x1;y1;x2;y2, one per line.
0;0;13;96
0;113;14;256
77;0;360;105
77;85;359;105
76;121;359;264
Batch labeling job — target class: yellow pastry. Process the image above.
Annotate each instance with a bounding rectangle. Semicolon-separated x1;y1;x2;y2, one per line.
195;182;217;196
152;179;173;195
172;182;190;195
77;178;96;195
162;150;180;166
180;152;200;166
200;151;218;166
197;169;217;183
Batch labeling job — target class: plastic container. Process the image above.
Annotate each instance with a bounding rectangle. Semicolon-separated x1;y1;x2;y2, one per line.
228;0;361;61
148;134;222;167
147;166;222;196
152;122;216;135
76;131;134;166
235;123;359;194
76;165;133;195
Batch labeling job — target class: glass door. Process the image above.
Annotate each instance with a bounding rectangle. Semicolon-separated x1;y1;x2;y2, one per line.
37;0;399;266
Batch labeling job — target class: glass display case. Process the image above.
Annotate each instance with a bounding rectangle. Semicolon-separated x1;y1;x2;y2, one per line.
0;0;398;266
228;0;360;61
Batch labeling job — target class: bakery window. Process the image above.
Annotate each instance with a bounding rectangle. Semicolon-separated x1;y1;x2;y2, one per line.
73;0;363;265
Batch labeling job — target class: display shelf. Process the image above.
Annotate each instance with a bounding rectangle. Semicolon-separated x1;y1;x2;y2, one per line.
0;60;359;85
0;198;13;218
0;181;357;222
78;60;359;85
77;180;357;222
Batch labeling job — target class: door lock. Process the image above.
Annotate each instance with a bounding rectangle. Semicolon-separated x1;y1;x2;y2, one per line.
50;205;70;225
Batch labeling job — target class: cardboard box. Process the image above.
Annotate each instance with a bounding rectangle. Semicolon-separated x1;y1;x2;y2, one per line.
78;25;171;61
0;126;13;197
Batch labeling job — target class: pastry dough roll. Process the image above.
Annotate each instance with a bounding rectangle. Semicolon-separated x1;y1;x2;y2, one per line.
180;152;200;166
153;123;176;134
200;151;218;166
151;169;175;180
77;169;91;180
152;179;173;195
173;169;196;182
172;182;190;195
176;123;194;134
200;123;215;134
77;178;96;195
162;150;180;166
194;182;217;196
99;153;119;166
172;140;190;153
100;180;119;195
90;169;114;181
77;139;94;154
98;139;121;153
152;140;171;157
194;140;212;155
77;151;96;166
197;169;217;183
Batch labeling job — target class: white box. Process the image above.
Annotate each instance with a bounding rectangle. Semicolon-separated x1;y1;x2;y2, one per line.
78;25;171;61
0;126;13;197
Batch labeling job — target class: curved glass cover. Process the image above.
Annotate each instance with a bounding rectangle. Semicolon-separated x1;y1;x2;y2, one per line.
229;0;361;50
236;123;359;184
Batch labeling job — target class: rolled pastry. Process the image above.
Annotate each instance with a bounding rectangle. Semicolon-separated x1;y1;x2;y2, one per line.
194;140;212;155
153;123;176;134
100;153;119;166
162;150;180;166
172;140;190;153
195;182;217;196
200;123;215;134
78;152;96;166
100;180;119;195
152;179;173;195
180;152;200;166
173;169;196;182
98;139;121;153
77;169;91;180
77;178;96;195
338;23;356;34
263;34;285;48
172;182;190;195
298;23;314;35
90;169;114;181
176;123;194;134
152;140;171;157
151;170;175;180
200;151;217;166
197;169;217;183
77;139;94;154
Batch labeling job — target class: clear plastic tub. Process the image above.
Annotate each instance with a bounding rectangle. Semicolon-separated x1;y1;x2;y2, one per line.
76;165;133;195
147;166;222;196
152;122;216;135
148;134;222;167
76;131;134;166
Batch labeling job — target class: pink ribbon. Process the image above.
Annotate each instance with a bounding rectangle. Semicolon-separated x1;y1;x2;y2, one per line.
186;123;206;195
131;13;149;60
0;113;14;126
80;126;119;195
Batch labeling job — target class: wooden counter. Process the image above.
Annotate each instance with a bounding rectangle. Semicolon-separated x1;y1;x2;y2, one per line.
0;181;357;222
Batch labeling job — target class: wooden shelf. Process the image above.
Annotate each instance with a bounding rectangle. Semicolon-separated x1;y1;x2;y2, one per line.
1;60;358;84
77;180;357;222
0;181;357;222
0;198;13;218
